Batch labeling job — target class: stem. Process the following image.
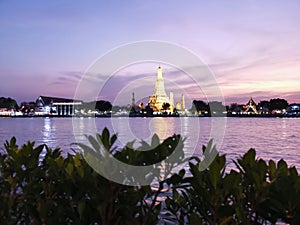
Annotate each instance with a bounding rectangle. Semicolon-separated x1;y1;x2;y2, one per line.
142;182;163;225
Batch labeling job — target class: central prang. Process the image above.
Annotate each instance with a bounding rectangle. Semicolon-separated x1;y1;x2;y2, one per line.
148;66;174;112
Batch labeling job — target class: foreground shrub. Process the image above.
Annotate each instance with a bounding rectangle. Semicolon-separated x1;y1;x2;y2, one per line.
0;128;185;225
165;148;300;225
0;128;300;225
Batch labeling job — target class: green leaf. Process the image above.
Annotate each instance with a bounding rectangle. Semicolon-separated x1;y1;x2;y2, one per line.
151;133;160;147
77;143;98;158
209;155;225;189
199;139;218;171
269;159;276;181
217;205;234;218
178;169;185;178
190;212;202;224
111;134;118;146
66;163;74;176
77;201;86;219
101;127;110;149
87;135;100;152
243;148;256;164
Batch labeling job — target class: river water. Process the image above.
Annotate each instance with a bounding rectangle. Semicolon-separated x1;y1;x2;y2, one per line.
0;117;299;170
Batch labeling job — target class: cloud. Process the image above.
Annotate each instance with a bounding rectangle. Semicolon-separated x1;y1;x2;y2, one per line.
61;71;82;80
49;70;109;87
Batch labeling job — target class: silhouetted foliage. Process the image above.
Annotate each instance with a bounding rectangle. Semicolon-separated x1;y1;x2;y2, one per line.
269;98;289;111
1;131;300;224
161;102;170;111
192;100;208;113
80;100;112;112
145;103;154;115
208;101;226;115
95;100;112;112
0;97;18;109
228;103;244;113
257;100;271;112
256;98;289;112
20;101;36;114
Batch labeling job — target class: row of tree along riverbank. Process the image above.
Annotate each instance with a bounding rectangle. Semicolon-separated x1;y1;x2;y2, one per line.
2;112;300;118
1;96;300;117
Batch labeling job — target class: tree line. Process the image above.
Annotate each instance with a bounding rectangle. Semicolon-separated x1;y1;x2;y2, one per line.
0;96;296;114
0;97;18;110
192;98;291;114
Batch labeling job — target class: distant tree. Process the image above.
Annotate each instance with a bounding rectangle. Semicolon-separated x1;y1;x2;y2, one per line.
257;100;271;112
192;100;208;113
95;100;112;112
111;105;130;112
80;102;92;111
79;100;112;112
229;103;237;110
111;105;122;112
208;101;226;115
161;102;170;111
228;103;244;113
145;103;153;115
0;97;18;110
269;98;289;111
20;101;36;113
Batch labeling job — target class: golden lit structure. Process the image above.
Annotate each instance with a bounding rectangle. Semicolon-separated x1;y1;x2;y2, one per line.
148;66;174;112
244;97;258;114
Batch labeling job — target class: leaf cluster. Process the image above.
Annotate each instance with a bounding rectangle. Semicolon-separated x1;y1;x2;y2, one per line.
165;148;300;225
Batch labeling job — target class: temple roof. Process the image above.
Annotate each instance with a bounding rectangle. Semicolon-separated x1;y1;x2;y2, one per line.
246;97;256;106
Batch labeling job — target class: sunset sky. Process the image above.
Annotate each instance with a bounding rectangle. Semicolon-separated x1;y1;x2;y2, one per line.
1;0;300;107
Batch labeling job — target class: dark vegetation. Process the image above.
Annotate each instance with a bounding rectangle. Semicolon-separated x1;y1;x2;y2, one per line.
192;98;290;115
80;100;112;112
0;96;294;115
258;98;289;111
227;98;289;114
0;97;18;110
1;129;300;224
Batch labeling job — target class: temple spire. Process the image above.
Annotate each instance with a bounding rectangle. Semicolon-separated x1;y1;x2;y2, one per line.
154;66;167;97
132;92;136;106
157;66;163;79
148;66;172;112
181;94;185;110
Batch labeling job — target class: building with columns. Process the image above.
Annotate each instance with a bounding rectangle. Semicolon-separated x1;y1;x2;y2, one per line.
35;96;82;116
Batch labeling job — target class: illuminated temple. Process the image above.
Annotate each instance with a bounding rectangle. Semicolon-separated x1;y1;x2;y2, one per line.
244;97;258;114
147;66;185;113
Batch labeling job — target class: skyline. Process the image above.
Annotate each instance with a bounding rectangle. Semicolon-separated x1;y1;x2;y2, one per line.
1;1;300;106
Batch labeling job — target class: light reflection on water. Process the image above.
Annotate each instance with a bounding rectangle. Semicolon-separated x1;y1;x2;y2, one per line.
0;117;300;170
42;117;56;147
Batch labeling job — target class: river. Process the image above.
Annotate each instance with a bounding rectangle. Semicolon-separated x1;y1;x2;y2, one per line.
0;117;299;170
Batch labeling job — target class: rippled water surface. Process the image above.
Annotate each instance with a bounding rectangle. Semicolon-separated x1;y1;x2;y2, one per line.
0;117;299;170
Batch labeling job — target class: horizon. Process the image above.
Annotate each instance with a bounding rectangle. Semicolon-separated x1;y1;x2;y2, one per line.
2;92;299;109
1;1;300;106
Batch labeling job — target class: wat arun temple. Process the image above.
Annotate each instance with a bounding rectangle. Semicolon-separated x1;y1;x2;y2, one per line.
132;66;185;114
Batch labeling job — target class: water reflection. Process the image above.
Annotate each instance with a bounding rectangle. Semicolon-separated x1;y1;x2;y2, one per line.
281;118;288;143
42;118;56;146
149;117;176;140
17;117;299;172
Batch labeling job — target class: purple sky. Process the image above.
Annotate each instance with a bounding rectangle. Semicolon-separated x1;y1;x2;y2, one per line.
1;0;300;107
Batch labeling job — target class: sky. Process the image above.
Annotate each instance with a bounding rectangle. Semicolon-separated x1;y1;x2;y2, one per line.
1;0;300;107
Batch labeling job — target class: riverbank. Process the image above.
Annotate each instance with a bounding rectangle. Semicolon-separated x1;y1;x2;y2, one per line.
1;113;300;118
